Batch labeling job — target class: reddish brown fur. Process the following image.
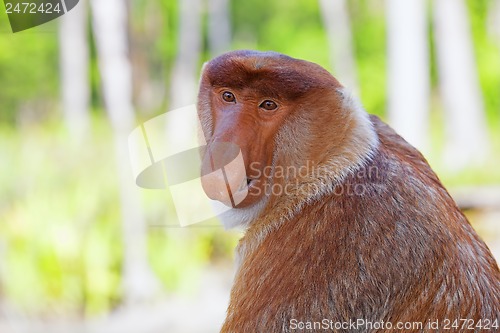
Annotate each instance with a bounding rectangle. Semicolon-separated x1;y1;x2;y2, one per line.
197;51;500;333
204;50;340;101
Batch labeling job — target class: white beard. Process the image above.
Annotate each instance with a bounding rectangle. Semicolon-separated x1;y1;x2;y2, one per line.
216;197;268;230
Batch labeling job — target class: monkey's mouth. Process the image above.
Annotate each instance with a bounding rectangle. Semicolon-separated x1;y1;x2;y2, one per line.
229;176;262;208
246;177;257;188
236;177;257;193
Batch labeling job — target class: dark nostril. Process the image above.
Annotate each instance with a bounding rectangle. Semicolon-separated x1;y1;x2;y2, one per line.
247;178;252;185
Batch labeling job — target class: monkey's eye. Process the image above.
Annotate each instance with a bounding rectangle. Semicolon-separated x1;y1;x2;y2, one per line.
259;100;278;111
222;91;236;103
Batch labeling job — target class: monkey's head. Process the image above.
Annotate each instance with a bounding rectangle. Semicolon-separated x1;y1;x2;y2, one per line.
198;50;375;226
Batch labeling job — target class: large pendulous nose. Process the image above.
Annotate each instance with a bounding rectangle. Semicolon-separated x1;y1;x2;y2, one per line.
200;142;248;207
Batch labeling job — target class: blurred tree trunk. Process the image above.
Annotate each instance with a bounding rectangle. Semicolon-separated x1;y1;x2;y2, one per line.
434;0;489;169
59;1;90;142
386;0;430;152
166;0;203;158
129;1;165;115
169;0;203;109
208;0;231;57
488;0;500;44
90;0;160;304
319;0;359;95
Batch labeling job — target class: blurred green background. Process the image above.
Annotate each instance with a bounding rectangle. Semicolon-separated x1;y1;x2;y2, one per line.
0;0;499;331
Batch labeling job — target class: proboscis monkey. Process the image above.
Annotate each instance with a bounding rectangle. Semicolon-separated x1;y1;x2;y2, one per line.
197;50;500;333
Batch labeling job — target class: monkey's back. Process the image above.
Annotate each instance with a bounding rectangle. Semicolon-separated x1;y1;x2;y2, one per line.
222;116;500;333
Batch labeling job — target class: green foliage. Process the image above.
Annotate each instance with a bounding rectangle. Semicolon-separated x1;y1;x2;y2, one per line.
350;0;387;115
231;0;330;68
0;12;59;123
0;118;234;315
0;119;119;313
467;0;500;123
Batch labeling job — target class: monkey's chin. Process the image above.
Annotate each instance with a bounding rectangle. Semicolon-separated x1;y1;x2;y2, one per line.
218;194;269;230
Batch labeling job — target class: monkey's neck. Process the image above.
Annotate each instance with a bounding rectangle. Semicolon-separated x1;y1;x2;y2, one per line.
236;89;379;266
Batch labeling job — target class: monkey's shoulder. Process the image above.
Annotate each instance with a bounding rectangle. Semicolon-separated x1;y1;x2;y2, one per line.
324;116;490;255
